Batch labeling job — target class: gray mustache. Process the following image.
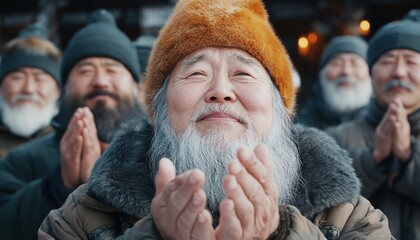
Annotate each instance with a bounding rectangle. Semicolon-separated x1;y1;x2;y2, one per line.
383;79;415;92
334;77;358;86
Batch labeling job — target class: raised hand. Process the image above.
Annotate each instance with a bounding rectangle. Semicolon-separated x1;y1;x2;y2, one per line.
151;158;215;240
60;107;101;188
216;144;279;240
60;108;85;188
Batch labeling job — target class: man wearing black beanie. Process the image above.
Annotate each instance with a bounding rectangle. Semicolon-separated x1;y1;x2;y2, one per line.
0;9;146;240
0;22;61;158
328;15;420;240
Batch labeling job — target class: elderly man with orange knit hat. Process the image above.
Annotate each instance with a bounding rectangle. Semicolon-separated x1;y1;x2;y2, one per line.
39;0;392;239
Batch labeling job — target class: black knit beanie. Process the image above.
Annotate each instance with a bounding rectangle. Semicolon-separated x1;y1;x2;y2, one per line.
319;36;368;69
368;20;420;68
60;9;140;85
0;22;61;86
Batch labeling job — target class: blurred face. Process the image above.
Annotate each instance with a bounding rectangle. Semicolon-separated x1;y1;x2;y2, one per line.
0;67;59;108
320;53;372;113
0;67;59;137
167;47;274;140
324;53;370;86
66;57;138;110
371;49;420;114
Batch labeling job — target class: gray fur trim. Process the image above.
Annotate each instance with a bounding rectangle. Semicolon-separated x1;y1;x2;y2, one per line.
88;118;155;218
292;124;360;218
89;120;360;220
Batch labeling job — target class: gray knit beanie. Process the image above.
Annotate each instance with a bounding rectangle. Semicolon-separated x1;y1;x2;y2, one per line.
0;22;61;86
368;20;420;68
319;36;368;69
403;9;420;22
61;9;140;85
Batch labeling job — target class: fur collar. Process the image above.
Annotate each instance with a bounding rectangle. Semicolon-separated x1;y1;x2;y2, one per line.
88;119;360;220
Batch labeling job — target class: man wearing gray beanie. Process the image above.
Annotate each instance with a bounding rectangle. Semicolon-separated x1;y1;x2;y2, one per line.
298;35;372;130
0;22;61;158
0;9;146;240
328;16;420;240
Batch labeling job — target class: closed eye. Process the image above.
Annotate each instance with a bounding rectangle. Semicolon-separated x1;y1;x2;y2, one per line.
234;71;254;77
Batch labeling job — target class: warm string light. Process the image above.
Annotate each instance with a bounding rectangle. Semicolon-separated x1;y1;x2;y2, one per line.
359;20;370;36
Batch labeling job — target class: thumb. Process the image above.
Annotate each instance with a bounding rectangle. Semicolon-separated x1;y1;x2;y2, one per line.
155;158;176;196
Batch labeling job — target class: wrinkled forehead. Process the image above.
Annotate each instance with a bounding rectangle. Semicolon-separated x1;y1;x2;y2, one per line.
378;48;420;59
175;47;266;71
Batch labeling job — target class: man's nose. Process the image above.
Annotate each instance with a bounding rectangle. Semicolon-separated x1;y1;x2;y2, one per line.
205;75;237;103
21;76;37;94
90;72;111;89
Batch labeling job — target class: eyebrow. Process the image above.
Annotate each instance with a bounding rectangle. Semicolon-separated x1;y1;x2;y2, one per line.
180;54;206;67
232;52;257;66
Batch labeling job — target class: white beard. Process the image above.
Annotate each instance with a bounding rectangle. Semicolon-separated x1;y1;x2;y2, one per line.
150;83;301;214
0;94;58;137
320;69;372;114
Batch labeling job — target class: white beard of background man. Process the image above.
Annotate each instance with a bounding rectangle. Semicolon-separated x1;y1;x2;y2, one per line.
0;93;58;137
320;67;373;115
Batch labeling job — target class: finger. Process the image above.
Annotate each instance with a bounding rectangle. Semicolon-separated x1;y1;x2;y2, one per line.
155;158;177;195
216;199;242;239
191;210;215;240
60;134;83;188
62;108;84;140
223;174;254;230
167;169;205;214
254;144;278;197
82;107;98;140
176;189;208;239
80;127;100;183
236;146;269;185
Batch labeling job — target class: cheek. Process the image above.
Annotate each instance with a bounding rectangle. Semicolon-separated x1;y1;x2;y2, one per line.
167;87;199;134
355;67;369;80
239;89;273;134
325;68;339;81
41;87;59;102
1;83;20;103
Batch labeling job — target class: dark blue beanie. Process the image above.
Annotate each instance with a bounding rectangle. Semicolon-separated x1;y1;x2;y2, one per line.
368;20;420;68
0;22;61;86
319;36;368;69
60;9;140;85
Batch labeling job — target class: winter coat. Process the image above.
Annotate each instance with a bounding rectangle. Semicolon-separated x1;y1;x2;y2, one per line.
327;99;420;240
39;119;393;239
0;120;75;240
0;119;53;158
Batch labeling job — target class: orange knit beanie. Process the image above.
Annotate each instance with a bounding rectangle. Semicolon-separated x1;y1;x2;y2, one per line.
144;0;295;115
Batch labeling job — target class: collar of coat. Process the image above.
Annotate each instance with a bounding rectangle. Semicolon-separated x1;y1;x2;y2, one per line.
88;118;360;220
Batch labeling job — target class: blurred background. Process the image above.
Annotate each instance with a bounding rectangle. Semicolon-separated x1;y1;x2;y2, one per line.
1;0;419;109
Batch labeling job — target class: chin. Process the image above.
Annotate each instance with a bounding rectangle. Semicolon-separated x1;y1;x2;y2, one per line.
200;125;245;142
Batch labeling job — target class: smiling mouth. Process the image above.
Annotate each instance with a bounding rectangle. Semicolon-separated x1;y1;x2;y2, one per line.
198;112;242;123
